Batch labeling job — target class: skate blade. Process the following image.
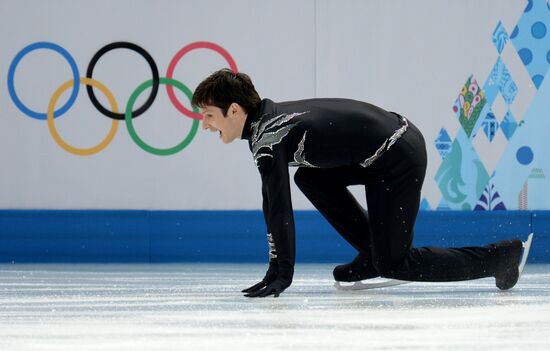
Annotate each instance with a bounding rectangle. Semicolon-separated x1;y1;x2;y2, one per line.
519;233;534;275
334;279;411;291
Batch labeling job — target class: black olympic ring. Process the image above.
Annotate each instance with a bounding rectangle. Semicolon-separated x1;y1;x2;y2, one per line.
86;41;160;120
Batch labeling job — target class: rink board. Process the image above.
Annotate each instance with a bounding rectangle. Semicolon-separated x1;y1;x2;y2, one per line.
0;210;547;263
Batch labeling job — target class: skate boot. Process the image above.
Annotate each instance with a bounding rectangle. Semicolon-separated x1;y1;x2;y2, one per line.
333;253;379;282
494;239;523;291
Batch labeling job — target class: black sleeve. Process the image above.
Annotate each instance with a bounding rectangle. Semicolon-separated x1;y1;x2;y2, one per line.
261;185;278;264
257;146;295;281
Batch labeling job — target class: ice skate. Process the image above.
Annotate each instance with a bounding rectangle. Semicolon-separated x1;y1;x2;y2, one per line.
332;253;379;282
333;253;410;290
495;233;533;291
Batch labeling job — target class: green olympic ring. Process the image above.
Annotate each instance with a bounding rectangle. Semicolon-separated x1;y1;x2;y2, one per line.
126;78;199;156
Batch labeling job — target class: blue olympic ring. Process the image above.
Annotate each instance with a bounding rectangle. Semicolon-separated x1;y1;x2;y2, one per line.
7;42;80;120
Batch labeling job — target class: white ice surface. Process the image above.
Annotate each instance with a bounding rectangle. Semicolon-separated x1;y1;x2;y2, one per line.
1;263;549;351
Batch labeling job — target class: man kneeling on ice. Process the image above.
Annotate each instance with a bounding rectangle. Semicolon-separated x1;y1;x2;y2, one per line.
192;69;530;298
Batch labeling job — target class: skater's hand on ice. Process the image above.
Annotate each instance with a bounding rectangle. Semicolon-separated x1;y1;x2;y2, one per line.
242;261;292;298
243;277;291;298
241;261;278;295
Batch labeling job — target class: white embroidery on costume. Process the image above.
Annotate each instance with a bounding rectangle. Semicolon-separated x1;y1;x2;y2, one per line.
288;131;318;168
251;111;309;166
360;117;409;168
267;233;277;259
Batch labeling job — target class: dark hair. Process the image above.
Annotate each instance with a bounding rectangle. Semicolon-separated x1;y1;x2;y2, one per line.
192;69;261;116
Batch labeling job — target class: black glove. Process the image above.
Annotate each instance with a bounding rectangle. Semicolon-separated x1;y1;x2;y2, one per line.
242;261;293;298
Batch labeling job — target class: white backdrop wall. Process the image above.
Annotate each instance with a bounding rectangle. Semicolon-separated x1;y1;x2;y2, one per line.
0;0;531;210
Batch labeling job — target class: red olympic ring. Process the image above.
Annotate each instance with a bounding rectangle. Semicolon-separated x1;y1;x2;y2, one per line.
166;41;238;120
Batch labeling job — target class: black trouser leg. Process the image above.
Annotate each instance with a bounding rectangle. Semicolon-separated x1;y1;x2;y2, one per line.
365;123;501;281
294;167;372;255
295;118;509;282
365;165;500;281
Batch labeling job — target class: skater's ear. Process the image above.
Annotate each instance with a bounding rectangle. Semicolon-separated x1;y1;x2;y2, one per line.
226;103;247;120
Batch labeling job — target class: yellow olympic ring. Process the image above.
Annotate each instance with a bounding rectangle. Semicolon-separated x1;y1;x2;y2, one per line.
47;78;119;156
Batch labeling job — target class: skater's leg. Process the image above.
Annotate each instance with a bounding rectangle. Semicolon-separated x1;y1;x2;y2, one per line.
294;166;372;254
365;122;519;282
366;165;505;281
294;167;379;280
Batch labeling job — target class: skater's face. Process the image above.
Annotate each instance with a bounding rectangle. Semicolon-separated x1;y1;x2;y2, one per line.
200;103;247;144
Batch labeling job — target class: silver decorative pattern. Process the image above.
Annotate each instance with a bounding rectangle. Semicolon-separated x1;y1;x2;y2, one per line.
267;233;277;259
289;131;317;168
251;111;310;165
360;116;409;168
360;140;388;168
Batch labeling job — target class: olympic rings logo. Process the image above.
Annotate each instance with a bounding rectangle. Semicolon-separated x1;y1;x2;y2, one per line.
7;41;238;156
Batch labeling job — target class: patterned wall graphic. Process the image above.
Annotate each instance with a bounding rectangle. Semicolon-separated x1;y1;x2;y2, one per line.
429;0;550;211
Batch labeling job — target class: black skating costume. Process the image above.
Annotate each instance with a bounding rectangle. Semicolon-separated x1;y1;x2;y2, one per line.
241;98;521;291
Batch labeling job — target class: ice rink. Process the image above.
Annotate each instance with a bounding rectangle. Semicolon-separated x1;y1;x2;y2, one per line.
1;263;549;351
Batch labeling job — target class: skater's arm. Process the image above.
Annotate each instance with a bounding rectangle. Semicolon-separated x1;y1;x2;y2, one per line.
259;158;295;278
243;146;295;297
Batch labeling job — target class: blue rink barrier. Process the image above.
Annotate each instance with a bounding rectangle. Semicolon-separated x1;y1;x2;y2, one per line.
0;210;548;263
